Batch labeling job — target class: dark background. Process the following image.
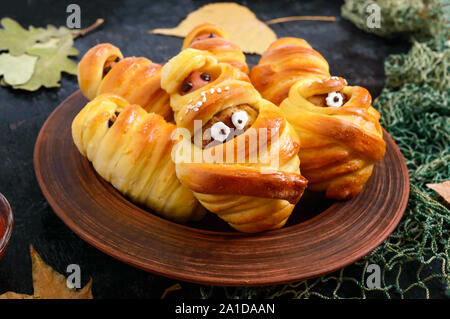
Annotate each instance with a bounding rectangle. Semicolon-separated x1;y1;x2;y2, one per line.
0;0;414;298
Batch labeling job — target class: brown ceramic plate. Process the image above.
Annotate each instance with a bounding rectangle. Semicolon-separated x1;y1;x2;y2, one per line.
34;90;409;286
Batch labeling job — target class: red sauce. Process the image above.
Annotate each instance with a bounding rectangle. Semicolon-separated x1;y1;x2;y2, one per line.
0;216;5;240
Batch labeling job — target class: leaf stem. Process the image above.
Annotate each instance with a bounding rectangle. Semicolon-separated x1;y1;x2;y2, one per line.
265;16;336;25
161;283;182;299
72;18;104;39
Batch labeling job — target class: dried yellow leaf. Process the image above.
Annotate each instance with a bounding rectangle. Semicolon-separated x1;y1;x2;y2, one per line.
0;245;93;299
426;181;450;203
149;2;277;54
0;53;37;85
0;292;34;299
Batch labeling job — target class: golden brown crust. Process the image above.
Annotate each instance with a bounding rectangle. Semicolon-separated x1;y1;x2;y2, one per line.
162;49;307;232
251;37;386;200
250;37;329;105
177;163;308;204
78;43;172;121
71;94;204;223
183;23;249;74
78;43;123;101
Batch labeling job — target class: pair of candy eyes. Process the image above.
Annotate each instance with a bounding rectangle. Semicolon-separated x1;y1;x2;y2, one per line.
108;109;249;143
181;72;211;93
210;110;249;142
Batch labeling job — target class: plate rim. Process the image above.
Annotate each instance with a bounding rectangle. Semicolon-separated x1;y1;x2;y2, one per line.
34;90;410;286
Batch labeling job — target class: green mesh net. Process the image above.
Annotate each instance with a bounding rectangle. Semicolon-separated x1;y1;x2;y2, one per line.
200;0;450;299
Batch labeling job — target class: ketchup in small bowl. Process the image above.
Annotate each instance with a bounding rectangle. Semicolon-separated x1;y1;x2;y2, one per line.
0;193;13;260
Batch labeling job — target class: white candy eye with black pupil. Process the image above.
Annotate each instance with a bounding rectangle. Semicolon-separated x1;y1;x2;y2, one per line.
231;110;248;130
210;122;230;142
326;92;343;107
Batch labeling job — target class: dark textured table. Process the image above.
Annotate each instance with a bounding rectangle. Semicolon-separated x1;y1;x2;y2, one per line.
0;0;411;298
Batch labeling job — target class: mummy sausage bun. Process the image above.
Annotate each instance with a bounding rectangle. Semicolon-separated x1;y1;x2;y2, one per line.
182;23;249;74
78;43;173;121
161;49;308;233
71;94;205;223
251;38;386;200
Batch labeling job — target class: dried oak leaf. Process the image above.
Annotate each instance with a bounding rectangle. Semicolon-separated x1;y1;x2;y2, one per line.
149;2;277;55
0;53;37;85
0;17;72;56
426;181;450;203
13;34;78;91
0;245;93;299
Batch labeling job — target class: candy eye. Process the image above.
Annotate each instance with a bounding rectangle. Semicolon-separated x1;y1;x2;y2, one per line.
200;73;211;81
231;110;249;130
325;92;343;107
210;122;230;142
181;81;193;93
108;111;120;128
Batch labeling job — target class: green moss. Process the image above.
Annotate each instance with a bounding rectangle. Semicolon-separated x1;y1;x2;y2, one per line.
385;40;449;90
341;0;444;38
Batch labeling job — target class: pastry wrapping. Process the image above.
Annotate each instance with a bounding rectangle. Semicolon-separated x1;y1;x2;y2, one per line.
182;23;249;74
250;37;330;105
78;43;172;121
251;38;386;199
161;49;308;233
71;94;205;223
